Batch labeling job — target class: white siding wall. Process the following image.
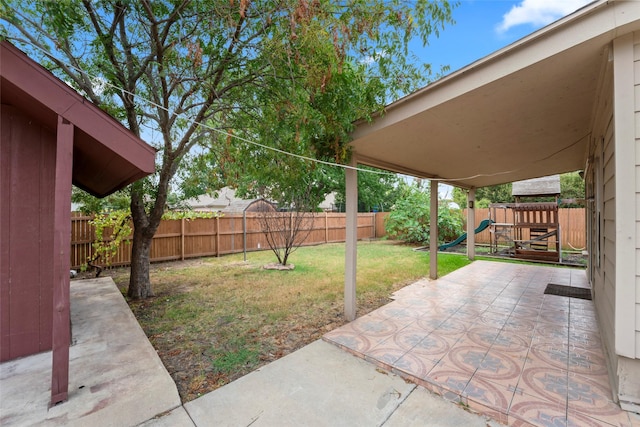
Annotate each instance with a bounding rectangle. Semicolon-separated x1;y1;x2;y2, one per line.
609;32;640;410
583;30;640;410
615;33;638;359
603;112;616;359
634;32;640;358
590;54;616;380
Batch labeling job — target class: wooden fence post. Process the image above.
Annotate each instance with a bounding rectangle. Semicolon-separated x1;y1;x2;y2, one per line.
180;217;185;261
325;212;329;243
216;215;220;258
372;213;376;238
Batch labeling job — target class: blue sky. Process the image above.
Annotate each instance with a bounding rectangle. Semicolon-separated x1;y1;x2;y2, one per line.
403;0;594;199
416;0;595;76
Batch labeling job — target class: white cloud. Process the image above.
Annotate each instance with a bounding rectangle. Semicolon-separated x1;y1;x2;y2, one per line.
496;0;594;34
360;50;388;65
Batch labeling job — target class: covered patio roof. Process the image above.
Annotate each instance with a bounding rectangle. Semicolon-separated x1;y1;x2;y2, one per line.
350;0;640;189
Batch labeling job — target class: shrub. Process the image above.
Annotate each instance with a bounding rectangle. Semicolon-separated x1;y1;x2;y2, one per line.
384;185;431;244
437;206;464;243
385;184;465;244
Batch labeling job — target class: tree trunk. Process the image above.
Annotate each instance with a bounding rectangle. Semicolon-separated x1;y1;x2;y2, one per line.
127;181;164;299
127;226;153;299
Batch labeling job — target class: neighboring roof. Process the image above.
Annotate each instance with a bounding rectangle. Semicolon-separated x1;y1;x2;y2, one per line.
512;175;561;197
187;188;338;212
222;199;276;213
350;0;640;189
318;192;336;211
185;188;238;211
0;42;155;197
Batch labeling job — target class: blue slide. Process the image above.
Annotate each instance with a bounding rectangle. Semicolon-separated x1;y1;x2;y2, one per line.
438;219;494;251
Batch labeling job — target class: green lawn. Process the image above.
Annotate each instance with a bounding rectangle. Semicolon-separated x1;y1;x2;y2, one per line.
111;240;471;401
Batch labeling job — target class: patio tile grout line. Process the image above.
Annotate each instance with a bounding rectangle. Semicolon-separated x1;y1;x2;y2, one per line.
564;292;572;422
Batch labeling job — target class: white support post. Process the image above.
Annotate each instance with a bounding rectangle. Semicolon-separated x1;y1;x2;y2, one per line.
344;156;358;321
467;189;476;260
430;180;438;280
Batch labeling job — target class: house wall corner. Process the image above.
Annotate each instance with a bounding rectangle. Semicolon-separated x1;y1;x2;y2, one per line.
618;357;640;412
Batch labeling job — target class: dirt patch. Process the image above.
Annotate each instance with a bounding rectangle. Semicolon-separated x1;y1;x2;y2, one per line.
263;263;295;270
129;296;383;401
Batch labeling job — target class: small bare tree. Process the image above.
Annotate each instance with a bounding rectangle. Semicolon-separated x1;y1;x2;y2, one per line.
256;192;316;267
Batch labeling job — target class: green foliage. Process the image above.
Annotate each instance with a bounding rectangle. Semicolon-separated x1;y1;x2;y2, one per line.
385;182;465;244
453;185;514;209
559;171;585;207
85;209;217;273
161;211;218;221
452;188;467;209
88;210;132;269
72;186;129;214
385;183;431;244
437;206;464;243
127;241;469;399
332;166;402;212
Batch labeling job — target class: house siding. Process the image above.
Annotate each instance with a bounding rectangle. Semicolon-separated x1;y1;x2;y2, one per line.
635;33;640;360
589;49;616;384
603;122;615;355
622;33;640;358
609;31;640;410
0;105;55;361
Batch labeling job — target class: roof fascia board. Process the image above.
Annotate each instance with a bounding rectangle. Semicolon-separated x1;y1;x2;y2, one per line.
63;101;155;173
0;42;155;174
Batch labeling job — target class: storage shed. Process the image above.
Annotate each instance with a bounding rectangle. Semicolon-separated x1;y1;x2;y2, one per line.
0;41;155;404
512;174;561;200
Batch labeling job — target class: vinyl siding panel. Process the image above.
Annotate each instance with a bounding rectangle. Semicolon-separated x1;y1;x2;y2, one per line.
614;33;637;358
586;34;619;382
632;34;640;357
591;57;616;378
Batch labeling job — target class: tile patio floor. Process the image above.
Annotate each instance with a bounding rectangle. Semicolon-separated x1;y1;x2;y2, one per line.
324;260;637;427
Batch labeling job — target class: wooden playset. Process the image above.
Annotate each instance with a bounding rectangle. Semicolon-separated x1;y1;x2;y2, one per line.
489;175;561;262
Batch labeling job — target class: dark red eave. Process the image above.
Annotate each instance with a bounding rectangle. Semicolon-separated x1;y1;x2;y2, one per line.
0;41;155;197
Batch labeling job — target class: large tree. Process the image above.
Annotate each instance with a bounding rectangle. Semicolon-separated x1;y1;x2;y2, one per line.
1;0;455;298
331;165;401;212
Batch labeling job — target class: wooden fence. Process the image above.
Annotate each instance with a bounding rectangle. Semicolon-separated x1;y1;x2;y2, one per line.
70;212;386;269
70;208;586;269
465;208;586;250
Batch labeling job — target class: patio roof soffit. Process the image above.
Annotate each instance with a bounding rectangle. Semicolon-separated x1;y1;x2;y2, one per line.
350;0;640;189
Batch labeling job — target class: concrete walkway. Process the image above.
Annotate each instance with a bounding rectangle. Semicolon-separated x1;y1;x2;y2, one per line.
182;339;498;427
1;277;499;426
0;278;181;426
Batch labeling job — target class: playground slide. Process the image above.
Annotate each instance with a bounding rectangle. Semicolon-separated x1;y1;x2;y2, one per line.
438;219;494;251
